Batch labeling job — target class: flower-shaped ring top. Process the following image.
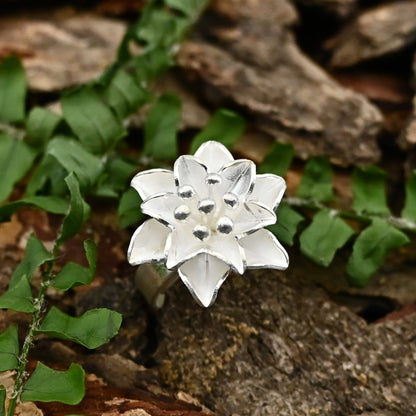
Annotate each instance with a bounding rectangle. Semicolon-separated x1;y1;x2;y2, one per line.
128;141;289;307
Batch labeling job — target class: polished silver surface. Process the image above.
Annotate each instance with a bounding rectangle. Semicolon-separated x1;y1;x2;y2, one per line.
223;192;239;208
198;199;216;214
128;141;289;307
174;205;191;220
217;216;233;234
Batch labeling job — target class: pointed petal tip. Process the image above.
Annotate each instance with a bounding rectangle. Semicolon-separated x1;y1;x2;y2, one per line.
219;159;256;199
127;219;170;266
178;267;218;307
193;141;234;173
174;155;209;196
194;140;232;155
232;201;276;235
199;290;218;308
238;229;289;270
141;193;182;225
174;154;208;170
277;250;289;270
178;254;230;307
131;169;175;201
250;174;287;212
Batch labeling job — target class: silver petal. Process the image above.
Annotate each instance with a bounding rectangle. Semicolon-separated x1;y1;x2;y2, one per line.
249;174;286;211
206;233;245;274
232;201;276;235
174;155;208;198
127;219;170;265
166;226;203;269
141;193;183;225
166;225;245;274
239;229;289;270
219;159;256;198
131;169;175;201
194;141;234;173
178;253;230;307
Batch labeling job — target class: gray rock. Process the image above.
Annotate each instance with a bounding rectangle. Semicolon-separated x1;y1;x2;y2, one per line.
0;12;126;91
155;269;416;416
178;0;383;165
328;1;416;67
210;0;298;28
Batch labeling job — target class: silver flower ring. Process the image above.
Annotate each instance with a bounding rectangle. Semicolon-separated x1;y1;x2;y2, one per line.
128;141;289;307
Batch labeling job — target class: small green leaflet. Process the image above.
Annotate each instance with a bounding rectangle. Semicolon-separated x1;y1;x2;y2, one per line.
0;274;35;313
118;188;145;228
299;210;354;267
352;166;390;215
94;156;137;199
25;155;68;197
268;203;303;246
52;264;91;292
0;325;19;371
9;234;52;288
0;196;68;223
53;240;97;290
21;362;85;404
143;93;181;160
347;218;410;286
0;133;36;203
190;109;245;154
258;142;294;177
402;170;416;222
137;9;188;47
118;0;206;59
57;173;90;245
26;107;61;147
0;234;51;312
37;307;122;349
84;239;98;274
61;87;126;155
0;56;27;123
165;0;206;16
103;69;151;119
0;386;5;416
133;47;174;83
115;0;206;80
47;137;104;190
297;157;334;203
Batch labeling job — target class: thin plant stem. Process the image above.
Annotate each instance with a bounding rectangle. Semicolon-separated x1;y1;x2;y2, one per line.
7;243;61;416
0;123;26;141
286;196;416;232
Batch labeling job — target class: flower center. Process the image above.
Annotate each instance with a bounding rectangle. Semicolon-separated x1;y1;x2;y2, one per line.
175;174;239;242
205;173;222;185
